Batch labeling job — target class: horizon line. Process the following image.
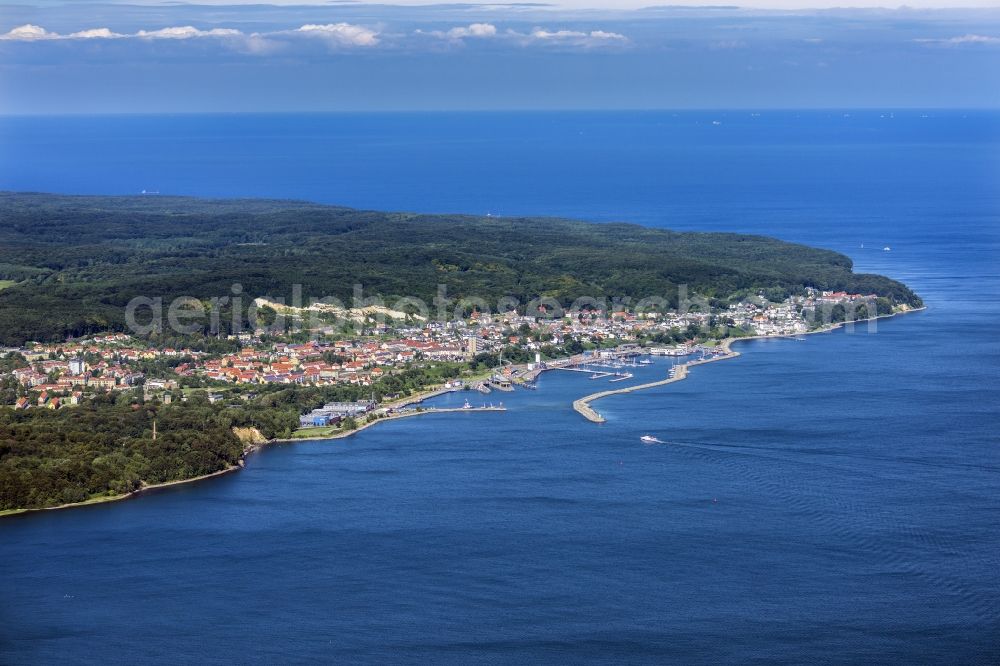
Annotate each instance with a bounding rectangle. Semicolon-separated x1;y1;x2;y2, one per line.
2;106;998;117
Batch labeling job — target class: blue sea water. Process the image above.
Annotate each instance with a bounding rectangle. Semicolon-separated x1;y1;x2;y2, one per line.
1;111;999;664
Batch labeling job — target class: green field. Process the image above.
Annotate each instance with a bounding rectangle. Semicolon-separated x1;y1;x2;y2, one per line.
288;425;345;439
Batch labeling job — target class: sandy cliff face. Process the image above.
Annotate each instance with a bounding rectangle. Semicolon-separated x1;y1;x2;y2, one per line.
232;426;267;446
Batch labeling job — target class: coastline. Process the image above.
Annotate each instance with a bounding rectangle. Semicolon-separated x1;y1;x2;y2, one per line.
1;307;923;517
572;306;925;423
0;402;506;518
0;463;245;518
271;406;506;443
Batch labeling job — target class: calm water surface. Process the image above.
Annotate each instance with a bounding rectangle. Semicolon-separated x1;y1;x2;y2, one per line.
1;111;998;663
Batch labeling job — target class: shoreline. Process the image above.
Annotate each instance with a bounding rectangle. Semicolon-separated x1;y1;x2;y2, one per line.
0;463;245;518
572;306;925;423
271;406;507;443
0;403;506;518
1;306;923;517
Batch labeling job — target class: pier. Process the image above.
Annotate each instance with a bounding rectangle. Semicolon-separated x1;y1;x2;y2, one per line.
288;405;507;441
572;343;741;423
548;366;616;379
608;373;634;383
396;406;507;415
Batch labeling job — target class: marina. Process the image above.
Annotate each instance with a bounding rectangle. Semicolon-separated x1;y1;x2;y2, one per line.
572;344;742;423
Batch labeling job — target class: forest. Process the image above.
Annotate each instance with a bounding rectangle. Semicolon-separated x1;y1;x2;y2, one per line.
0;192;923;512
0;363;465;512
0;193;922;345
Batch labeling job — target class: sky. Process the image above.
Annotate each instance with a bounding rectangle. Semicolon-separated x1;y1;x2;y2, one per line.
16;1;1000;7
1;2;998;112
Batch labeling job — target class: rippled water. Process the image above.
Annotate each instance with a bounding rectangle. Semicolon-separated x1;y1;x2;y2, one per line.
1;111;998;663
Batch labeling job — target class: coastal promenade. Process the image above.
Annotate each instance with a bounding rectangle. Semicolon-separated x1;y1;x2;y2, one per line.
279;405;506;442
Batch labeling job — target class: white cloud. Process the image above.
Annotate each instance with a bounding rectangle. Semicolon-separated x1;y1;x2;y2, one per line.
1;24;58;41
0;23;274;53
136;26;243;40
915;34;1000;45
0;20;630;52
532;29;627;42
237;34;283;55
67;28;126;39
529;29;587;40
416;22;499;43
415;23;626;48
138;27;282;54
294;23;379;47
457;23;498;38
584;30;627;42
511;27;629;47
1;24;126;41
0;21;379;52
446;23;498;39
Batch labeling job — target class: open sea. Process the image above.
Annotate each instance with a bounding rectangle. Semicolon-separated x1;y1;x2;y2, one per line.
1;111;999;664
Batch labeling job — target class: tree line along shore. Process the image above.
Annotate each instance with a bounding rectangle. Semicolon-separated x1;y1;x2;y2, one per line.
0;306;923;517
0;193;923;514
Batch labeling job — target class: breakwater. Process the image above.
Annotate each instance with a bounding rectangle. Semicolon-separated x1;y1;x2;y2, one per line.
572;342;740;423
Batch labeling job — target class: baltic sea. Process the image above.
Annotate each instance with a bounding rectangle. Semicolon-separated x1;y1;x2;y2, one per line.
1;111;998;663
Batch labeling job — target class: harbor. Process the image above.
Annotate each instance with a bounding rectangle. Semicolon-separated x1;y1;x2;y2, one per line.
572;341;740;423
283;313;905;442
283;404;507;442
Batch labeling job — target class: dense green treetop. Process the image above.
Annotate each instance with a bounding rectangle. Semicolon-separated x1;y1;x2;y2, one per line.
0;192;920;345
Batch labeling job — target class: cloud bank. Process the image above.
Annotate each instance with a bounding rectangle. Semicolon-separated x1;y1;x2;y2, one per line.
914;33;1000;45
414;22;627;48
0;21;628;51
293;23;380;47
0;22;381;49
1;24;57;40
136;26;243;40
416;22;499;41
524;29;627;42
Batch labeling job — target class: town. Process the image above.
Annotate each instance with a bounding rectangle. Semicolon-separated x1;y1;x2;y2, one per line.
0;289;879;413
